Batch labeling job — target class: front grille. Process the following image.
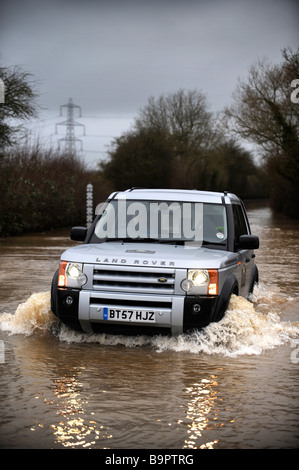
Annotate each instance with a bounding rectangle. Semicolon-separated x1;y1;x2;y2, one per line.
89;297;172;309
92;265;175;294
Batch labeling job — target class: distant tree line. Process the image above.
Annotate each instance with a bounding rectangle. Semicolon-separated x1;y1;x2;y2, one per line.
0;47;298;236
101;89;266;200
102;47;298;218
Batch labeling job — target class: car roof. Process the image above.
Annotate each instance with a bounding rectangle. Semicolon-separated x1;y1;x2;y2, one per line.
110;188;240;204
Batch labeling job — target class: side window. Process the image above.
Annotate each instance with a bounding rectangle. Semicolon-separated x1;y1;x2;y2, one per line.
232;204;248;248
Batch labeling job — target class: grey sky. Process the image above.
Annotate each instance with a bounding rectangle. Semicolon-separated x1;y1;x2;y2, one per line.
1;0;298;167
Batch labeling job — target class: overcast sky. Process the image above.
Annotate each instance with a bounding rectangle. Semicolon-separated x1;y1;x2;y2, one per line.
1;0;298;167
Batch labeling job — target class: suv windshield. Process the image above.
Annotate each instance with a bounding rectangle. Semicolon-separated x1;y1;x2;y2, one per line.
90;199;227;247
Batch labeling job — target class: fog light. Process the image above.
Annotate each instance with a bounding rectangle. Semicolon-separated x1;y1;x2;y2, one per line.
192;303;201;314
64;295;74;306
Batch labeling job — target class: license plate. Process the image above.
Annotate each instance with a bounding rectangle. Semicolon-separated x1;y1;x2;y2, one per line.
103;307;155;323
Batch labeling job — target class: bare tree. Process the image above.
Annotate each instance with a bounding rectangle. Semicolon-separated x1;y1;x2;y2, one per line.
135;89;220;152
224;48;299;217
225;51;298;149
134;89;222;187
0;64;39;149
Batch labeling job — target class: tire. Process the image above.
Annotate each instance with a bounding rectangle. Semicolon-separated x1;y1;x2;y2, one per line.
51;269;59;317
249;264;259;294
213;273;238;323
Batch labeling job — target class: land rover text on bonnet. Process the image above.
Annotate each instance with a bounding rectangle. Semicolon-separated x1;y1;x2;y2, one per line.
51;189;259;336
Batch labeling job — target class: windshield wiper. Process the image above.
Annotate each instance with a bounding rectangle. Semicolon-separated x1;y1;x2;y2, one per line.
104;237;191;245
104;237;160;243
156;239;186;244
201;240;226;247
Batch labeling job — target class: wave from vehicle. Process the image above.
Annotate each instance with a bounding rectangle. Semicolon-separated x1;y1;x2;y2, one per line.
0;285;298;357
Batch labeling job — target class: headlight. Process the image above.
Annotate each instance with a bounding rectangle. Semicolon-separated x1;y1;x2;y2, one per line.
58;261;87;288
188;269;209;286
66;263;82;279
181;269;218;295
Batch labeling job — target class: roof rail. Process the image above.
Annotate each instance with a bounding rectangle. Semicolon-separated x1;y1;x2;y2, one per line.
126;187;146;192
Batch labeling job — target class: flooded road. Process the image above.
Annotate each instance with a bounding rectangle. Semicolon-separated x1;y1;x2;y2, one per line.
0;204;298;449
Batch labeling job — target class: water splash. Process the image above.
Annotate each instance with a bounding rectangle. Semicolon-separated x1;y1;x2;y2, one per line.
0;285;298;356
156;289;298;357
0;291;58;336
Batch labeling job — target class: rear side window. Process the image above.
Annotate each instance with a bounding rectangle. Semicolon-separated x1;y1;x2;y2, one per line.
232;204;249;244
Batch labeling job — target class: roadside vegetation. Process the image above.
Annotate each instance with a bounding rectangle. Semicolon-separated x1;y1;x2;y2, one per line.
0;142;111;236
0;47;298;236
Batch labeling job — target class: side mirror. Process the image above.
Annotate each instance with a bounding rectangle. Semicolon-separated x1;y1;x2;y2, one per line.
238;234;259;250
70;226;87;242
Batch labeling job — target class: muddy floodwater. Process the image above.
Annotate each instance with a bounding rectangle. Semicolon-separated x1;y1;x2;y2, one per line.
0;203;298;450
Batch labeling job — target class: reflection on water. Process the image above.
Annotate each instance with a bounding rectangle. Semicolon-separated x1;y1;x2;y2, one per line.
49;375;101;449
183;377;219;449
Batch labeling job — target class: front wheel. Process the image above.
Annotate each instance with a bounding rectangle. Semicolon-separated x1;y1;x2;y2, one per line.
51;269;59;316
249;264;259;294
213;274;238;323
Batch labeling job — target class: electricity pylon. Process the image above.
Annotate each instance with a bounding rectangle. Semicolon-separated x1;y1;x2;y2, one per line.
56;98;85;155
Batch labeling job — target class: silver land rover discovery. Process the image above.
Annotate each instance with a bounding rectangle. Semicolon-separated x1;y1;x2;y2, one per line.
51;189;259;335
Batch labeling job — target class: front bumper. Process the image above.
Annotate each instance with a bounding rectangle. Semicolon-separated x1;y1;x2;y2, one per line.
55;288;218;335
183;295;218;331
